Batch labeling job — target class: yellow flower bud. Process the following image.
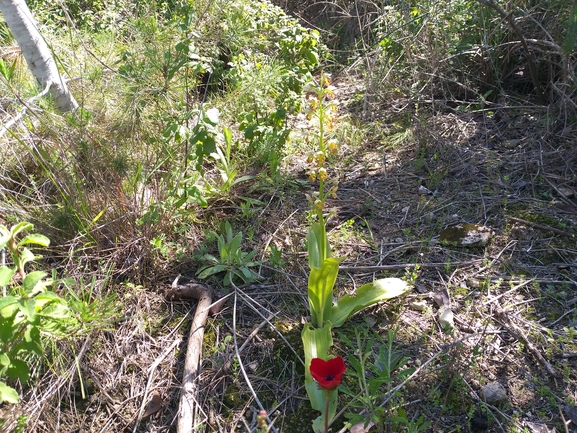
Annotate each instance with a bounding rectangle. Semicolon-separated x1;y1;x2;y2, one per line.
318;167;328;181
327;139;338;153
306;152;314;164
315;151;326;166
314;199;324;211
308;171;317;182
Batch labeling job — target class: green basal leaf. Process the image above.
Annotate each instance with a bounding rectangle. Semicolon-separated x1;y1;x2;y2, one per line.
229;233;242;257
301;322;333;409
307;222;331;269
330;278;409;328
0;381;19;404
223;126;232;148
231;175;255;186
302;322;339;432
308;257;343;328
0;353;10;366
0;266;15;286
197;264;227;279
223;271;233;287
239;267;253;280
18;234;50;248
200;254;219;264
243;249;258;263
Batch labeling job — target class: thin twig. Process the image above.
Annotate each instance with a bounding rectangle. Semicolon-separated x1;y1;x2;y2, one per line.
231;288;279;433
132;337;182;433
339;260;482;272
0;82;51;139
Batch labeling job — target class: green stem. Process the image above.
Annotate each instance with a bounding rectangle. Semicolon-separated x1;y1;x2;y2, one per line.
317;74;326;229
324;393;330;433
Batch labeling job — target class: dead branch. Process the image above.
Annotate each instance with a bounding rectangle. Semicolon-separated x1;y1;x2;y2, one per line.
167;277;214;433
493;306;560;378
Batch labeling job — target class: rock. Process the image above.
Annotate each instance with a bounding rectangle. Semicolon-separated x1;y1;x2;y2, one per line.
439;223;494;247
433;288;451;307
438;306;454;329
409;300;430;312
418;185;434;195
563;405;577;425
480;382;507;404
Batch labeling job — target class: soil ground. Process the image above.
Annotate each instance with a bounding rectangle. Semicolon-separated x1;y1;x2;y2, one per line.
6;71;575;433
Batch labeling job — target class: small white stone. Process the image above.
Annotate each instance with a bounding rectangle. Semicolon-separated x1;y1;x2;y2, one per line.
438;306;454;329
481;382;507;404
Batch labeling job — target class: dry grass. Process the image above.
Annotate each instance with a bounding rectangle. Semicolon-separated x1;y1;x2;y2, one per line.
3;70;575;433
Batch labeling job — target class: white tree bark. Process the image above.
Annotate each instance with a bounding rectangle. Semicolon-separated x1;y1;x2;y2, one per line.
0;0;79;112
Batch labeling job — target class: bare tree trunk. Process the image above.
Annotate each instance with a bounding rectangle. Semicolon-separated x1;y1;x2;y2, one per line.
0;0;79;112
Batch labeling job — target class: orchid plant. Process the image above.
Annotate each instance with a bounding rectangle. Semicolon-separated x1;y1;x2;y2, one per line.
301;76;410;432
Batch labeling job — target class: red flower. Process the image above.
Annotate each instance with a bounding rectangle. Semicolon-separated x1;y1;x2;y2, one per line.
310;356;346;390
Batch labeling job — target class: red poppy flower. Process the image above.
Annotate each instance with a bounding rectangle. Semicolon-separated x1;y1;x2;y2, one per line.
310;356;346;390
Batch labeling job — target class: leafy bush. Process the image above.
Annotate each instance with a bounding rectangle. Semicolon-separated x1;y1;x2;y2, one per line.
0;222;119;404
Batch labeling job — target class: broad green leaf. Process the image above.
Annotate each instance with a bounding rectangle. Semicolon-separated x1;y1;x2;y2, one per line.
229;233;242;257
18;299;37;323
0;227;10;249
0;381;19;404
197;264;227;279
38;303;71;320
204;108;219;126
223;126;232;148
0;353;9;366
308;258;343;328
307;222;331;269
302;322;338;429
231;175;254;186
0;295;18;315
35;291;65;309
18;247;36;268
18;234;50;248
240;267;253;280
223;271;233;286
201;254;219;264
0;266;15;286
10;222;33;237
243;249;258;263
330;278;409;328
7;359;29;383
23;271;48;293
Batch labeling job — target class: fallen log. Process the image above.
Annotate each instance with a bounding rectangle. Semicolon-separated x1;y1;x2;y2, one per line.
166;278;217;433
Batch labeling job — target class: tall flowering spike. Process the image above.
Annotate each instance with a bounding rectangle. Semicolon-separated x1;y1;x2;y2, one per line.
310;357;346;390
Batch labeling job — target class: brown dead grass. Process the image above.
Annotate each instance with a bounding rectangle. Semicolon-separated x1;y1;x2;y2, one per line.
3;71;577;433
